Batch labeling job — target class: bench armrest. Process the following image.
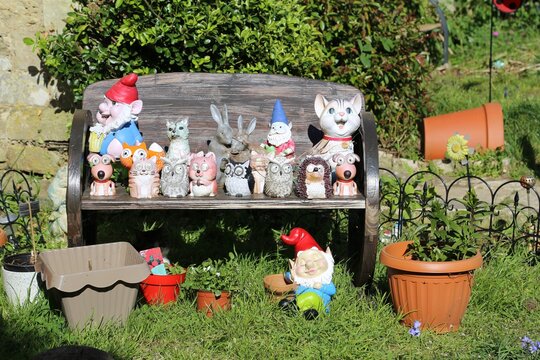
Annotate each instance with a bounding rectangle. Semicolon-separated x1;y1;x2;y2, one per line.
67;110;92;246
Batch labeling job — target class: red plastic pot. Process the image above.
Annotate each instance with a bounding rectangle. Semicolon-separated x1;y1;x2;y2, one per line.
423;102;504;160
140;272;186;305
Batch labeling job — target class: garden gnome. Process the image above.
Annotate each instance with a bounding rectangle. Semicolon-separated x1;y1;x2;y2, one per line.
279;227;336;319
90;73;144;158
261;99;295;159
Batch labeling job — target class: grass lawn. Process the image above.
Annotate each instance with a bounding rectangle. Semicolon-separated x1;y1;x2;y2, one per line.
0;245;539;359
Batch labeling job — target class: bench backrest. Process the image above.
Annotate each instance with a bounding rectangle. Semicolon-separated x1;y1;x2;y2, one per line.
82;73;364;156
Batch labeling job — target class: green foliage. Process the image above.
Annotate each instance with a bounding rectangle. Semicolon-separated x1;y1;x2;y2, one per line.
27;0;435;159
182;252;241;296
165;262;186;275
406;191;488;262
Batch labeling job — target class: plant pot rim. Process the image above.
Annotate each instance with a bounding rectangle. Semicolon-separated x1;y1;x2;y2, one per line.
141;272;186;286
380;241;483;273
2;253;37;272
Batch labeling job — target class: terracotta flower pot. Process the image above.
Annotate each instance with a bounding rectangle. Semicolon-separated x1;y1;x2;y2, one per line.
379;241;483;333
140;272;186;305
423;102;504;160
196;290;231;317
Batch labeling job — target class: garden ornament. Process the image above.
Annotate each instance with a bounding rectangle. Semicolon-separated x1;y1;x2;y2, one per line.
160;156;190;197
305;94;363;171
261;99;295;159
87;153;116;196
279;227;336;319
230;113;257;164
223;158;254;197
295;156;332;199
166;117;191;160
91;73;144;158
128;157;160;199
250;150;270;194
189;151;218;197
333;152;360;196
263;155;294;198
208;104;234;186
120;141;165;171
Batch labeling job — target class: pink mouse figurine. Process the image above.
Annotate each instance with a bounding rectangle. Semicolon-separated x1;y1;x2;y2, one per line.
189;151;218;197
87;153;116;196
332;152;360;196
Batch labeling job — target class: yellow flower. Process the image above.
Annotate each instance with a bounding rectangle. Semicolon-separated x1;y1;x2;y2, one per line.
446;134;469;162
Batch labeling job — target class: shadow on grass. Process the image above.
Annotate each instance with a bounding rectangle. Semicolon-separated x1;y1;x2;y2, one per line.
519;136;540;178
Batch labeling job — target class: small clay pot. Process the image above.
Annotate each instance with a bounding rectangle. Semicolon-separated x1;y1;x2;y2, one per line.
263;274;296;301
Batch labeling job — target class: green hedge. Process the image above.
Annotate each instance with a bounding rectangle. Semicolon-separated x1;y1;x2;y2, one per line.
28;0;436;158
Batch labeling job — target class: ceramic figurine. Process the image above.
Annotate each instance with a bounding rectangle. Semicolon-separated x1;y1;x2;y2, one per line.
263;155;294;198
128;157;160;199
208;104;234;186
223;159;254;197
229;114;257;164
91;73;144;159
261;99;295;159
250;150;270;194
160;156;190;197
279;227;336;319
189;151;218;197
295;156;332;199
87;153;116;196
166;117;191;160
305;94;363;171
120;141;165;171
332;152;360;196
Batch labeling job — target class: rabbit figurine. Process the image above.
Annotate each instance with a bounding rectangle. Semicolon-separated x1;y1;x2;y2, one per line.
208;104;234;186
229;114;257;164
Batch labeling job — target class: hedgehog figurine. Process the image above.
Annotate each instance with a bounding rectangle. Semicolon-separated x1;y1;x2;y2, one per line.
295;156;332;199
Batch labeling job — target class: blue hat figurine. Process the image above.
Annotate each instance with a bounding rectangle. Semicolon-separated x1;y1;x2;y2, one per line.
271;99;289;125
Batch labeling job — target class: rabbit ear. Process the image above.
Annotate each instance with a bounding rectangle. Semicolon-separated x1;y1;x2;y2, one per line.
210;104;223;125
223;104;229;125
237;115;244;134
246;117;257;135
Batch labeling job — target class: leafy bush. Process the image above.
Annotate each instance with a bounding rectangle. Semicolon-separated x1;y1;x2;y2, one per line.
28;0;437;158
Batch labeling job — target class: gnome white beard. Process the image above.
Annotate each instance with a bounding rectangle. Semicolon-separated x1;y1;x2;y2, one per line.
267;129;291;147
292;252;334;287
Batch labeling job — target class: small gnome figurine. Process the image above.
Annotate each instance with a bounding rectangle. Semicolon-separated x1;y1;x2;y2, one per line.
260;99;295;159
90;73;144;158
279;227;336;319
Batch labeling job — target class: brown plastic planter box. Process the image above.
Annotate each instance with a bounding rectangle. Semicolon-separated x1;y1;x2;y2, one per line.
35;242;150;329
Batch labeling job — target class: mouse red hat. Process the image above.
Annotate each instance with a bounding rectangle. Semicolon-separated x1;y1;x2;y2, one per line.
281;227;322;256
105;73;139;104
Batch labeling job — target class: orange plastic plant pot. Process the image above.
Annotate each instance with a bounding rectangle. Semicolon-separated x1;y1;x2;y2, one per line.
140;272;186;305
380;241;483;333
423;102;504;160
196;290;231;317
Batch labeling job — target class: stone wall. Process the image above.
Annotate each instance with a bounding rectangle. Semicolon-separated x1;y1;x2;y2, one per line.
0;0;72;185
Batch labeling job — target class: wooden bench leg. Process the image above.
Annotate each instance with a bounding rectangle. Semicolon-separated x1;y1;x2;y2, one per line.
348;209;378;287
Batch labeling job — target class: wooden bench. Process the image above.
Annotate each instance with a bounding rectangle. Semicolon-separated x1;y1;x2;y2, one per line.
67;73;379;286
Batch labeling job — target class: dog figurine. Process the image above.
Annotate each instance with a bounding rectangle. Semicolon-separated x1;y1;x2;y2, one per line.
88;153;116;196
333;152;360;196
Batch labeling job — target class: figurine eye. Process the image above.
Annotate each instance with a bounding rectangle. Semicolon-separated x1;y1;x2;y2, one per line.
90;156;100;166
307;164;316;172
163;165;171;173
121;149;132;158
174;165;183;173
224;164;232;175
134;149;147;160
329;108;335;114
168;127;173;132
283;164;292;173
201;163;209;171
234;166;244;176
270;164;280;173
192;163;200;171
336;156;344;165
179;126;184;130
317;165;324;172
346;107;352;114
101;156;111;165
347;155;356;164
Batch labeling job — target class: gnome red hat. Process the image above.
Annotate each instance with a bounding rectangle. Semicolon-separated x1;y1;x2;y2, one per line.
281;227;322;256
105;73;139;104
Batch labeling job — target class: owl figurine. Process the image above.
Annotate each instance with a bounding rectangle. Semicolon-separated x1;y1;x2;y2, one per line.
224;159;254;197
263;156;294;198
295;156;333;199
121;141;165;171
166;117;191;160
160;156;190;197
